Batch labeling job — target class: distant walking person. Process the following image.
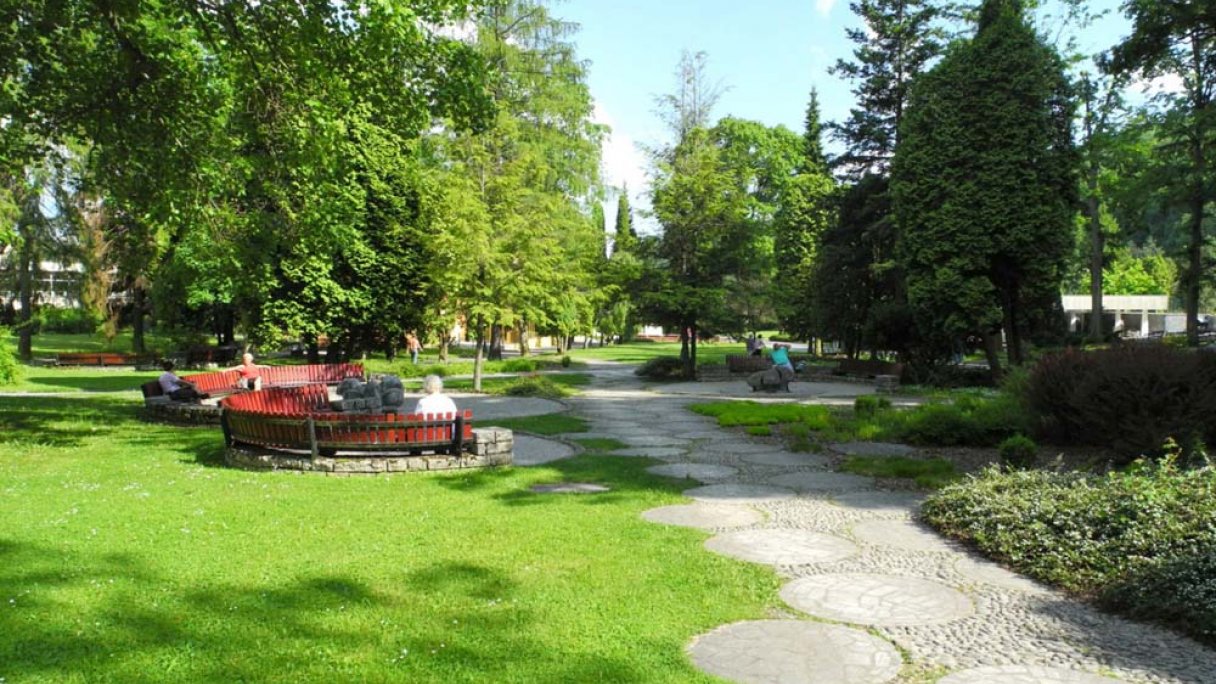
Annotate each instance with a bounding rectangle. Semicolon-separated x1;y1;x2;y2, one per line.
406;333;423;364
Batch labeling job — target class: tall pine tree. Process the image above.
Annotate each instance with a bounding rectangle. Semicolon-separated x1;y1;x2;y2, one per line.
830;0;943;175
613;187;636;255
894;0;1078;375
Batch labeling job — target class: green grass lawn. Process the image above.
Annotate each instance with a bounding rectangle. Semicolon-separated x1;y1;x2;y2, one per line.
566;341;745;366
481;413;589;436
840;455;961;489
689;401;832;428
0;395;780;682
15;331;175;357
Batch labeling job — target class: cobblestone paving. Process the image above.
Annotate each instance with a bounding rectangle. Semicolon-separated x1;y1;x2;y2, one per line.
566;369;1216;684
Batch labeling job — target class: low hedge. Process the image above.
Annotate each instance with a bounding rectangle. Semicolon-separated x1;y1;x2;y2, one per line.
923;462;1216;646
0;326;20;386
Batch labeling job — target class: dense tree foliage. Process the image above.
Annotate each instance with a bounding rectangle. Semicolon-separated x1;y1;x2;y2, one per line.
894;0;1078;374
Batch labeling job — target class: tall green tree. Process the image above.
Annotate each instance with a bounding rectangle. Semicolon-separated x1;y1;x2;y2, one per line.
775;90;836;341
1109;0;1216;346
894;0;1078;375
613;188;636;255
830;0;944;174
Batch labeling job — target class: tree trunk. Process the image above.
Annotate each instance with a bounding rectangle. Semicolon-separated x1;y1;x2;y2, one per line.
1187;37;1208;348
981;329;1004;384
16;229;33;360
473;317;485;392
1002;292;1023;368
132;285;147;354
488;323;503;361
306;335;320;364
518;321;530;357
689;324;698;380
1086;167;1104;341
438;334;449;363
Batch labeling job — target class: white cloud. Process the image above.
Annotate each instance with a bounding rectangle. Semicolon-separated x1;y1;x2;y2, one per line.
816;0;837;16
593;102;656;237
1138;72;1186;95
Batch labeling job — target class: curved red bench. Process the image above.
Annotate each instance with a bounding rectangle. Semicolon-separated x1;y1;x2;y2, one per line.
141;363;365;401
220;386;473;457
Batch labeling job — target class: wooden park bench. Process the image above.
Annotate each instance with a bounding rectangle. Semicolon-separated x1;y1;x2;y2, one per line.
833;358;905;380
140;363;365;404
57;352;154;366
726;354;772;373
220;386;474;457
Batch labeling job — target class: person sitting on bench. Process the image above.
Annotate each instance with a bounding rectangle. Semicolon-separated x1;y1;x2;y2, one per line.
414;375;458;416
158;361;204;402
229;352;264;391
769;342;794;372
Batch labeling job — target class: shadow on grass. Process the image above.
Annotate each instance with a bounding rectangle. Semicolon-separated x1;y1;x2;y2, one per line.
435;454;687;510
0;541;647;682
0;395;143;448
17;371;156;393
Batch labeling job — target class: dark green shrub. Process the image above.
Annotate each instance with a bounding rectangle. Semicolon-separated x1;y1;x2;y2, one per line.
998;434;1037;470
893;393;1027;447
634;356;685;380
1025;346;1216;462
560;355;572;368
923;463;1216;646
499;376;569;399
0;327;21;386
854;395;892;418
38;307;103;334
500;358;539;373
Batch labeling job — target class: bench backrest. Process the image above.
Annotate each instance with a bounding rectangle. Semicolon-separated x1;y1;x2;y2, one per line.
141;381;164;399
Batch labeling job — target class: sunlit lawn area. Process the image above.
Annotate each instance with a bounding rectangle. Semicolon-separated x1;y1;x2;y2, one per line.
15;331;175;357
0;395;778;682
566;341;746;366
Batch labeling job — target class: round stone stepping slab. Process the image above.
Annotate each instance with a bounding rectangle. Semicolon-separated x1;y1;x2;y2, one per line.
512;435;577;466
705;529;859;566
608;446;686;459
641;503;763;530
780;573;974;626
938;665;1123;683
529;482;610;494
851;519;956;553
954;557;1050;595
741;451;830;467
646;463;739;482
766;471;875;492
830;442;918;457
831;491;925;516
685;483;797;505
687;619;901;684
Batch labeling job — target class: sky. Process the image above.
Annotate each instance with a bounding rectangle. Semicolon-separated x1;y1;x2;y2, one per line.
553;0;1135;233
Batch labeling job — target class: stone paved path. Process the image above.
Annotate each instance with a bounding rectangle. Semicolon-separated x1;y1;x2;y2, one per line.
563;366;1216;684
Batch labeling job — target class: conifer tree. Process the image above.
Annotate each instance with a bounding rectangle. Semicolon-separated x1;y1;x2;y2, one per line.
894;0;1077;375
613;187;636;255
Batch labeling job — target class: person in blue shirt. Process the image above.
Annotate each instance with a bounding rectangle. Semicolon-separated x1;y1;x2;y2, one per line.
769;343;793;372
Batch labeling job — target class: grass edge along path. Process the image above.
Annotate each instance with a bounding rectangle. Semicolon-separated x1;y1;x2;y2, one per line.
0;395;779;683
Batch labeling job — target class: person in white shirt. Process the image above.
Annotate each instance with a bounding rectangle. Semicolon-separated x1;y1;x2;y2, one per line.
158;360;203;402
414;374;458;416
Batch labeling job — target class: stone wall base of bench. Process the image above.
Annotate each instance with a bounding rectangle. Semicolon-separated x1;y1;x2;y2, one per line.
223;427;514;475
143;401;223;425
